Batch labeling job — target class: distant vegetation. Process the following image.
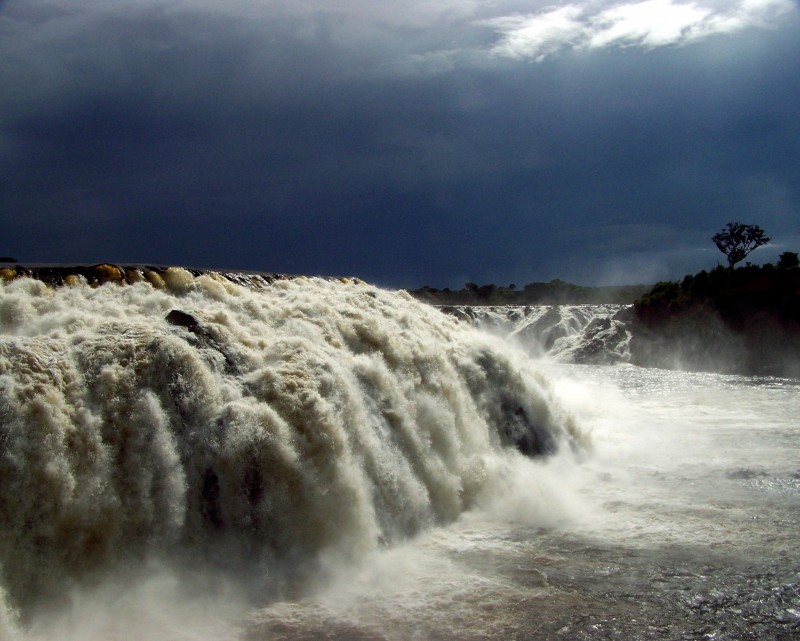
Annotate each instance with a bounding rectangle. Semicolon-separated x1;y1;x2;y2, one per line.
631;250;800;376
409;279;650;306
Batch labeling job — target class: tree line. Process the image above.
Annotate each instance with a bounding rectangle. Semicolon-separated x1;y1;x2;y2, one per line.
409;279;651;306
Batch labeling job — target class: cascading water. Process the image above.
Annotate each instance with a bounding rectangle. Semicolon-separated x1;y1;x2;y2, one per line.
443;304;632;364
0;269;583;629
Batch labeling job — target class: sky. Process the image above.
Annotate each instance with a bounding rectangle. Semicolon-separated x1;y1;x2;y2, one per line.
1;0;799;289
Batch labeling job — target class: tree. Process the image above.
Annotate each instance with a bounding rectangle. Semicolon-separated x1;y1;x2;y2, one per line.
712;222;770;268
777;252;799;269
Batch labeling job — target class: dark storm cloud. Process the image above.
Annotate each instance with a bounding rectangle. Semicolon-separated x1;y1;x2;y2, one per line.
1;0;799;287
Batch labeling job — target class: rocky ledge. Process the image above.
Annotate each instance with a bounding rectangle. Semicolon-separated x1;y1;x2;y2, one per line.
0;262;292;289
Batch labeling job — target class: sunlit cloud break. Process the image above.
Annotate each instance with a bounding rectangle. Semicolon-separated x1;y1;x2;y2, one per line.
486;0;796;61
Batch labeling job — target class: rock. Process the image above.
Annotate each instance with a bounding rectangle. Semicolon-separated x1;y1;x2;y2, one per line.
166;309;204;333
124;268;145;284
90;264;124;285
144;270;166;289
63;274;86;287
165;310;238;374
500;398;556;456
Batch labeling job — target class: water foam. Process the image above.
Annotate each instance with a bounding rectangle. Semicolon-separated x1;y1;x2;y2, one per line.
0;271;583;623
445;304;631;364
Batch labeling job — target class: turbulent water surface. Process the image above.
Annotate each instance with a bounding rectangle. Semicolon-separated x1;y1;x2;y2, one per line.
444;304;631;365
0;271;798;640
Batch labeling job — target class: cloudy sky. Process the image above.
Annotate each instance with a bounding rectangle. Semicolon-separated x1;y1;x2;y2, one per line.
2;0;798;288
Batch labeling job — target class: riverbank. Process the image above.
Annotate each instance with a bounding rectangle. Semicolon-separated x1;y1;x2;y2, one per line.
630;264;800;377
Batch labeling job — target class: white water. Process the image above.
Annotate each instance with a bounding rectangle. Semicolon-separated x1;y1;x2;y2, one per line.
447;304;631;364
0;271;581;638
1;273;798;640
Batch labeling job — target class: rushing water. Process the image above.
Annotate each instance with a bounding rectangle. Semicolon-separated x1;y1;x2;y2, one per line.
0;272;798;640
444;304;632;365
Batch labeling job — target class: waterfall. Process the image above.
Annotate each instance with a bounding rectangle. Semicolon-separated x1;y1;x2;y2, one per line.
0;269;583;615
441;304;632;364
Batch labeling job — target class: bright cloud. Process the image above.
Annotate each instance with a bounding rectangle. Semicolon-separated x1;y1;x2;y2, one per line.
587;0;713;48
486;0;796;60
486;6;586;61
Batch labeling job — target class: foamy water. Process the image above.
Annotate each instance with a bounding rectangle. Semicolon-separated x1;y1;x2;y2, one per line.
231;365;799;641
0;272;582;639
447;304;631;364
1;274;798;640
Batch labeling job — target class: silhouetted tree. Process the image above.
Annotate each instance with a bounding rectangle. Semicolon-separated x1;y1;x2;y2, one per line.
712;222;770;268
